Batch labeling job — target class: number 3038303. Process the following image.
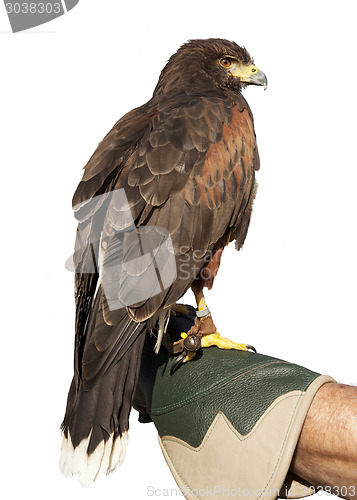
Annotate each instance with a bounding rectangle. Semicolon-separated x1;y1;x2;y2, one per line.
5;3;61;14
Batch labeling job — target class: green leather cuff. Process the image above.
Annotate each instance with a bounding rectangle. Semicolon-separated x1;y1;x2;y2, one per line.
133;314;334;500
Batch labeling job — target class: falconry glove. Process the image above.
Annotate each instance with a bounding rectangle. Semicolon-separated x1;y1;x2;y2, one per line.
133;311;334;500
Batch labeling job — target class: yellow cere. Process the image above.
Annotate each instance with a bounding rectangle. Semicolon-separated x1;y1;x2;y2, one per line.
231;63;259;78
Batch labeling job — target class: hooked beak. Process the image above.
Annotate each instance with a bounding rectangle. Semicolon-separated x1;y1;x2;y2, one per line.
231;63;268;90
246;68;268;90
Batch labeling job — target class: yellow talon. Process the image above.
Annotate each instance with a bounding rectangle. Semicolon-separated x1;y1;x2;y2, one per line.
201;331;248;351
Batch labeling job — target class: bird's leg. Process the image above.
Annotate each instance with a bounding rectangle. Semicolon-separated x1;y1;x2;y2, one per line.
171;290;256;374
195;289;209;316
193;290;255;351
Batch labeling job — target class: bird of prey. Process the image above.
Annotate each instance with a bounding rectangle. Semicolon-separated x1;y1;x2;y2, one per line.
60;38;267;487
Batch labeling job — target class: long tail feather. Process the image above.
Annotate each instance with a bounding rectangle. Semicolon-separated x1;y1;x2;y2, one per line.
59;331;145;487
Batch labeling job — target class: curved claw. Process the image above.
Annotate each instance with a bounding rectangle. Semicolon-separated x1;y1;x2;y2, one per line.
170;351;187;375
245;344;257;353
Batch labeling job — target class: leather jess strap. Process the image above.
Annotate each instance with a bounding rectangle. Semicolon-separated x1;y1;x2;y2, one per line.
161;315;217;355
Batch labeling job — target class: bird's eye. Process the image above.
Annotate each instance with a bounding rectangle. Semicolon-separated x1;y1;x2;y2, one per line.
219;58;233;68
251;67;257;73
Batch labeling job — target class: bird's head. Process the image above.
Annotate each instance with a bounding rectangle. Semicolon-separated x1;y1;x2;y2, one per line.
154;38;267;96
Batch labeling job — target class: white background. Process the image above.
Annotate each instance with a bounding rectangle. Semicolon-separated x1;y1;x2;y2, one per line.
1;0;356;498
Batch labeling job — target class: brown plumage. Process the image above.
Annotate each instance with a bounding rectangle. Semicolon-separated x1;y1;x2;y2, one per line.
60;38;266;486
